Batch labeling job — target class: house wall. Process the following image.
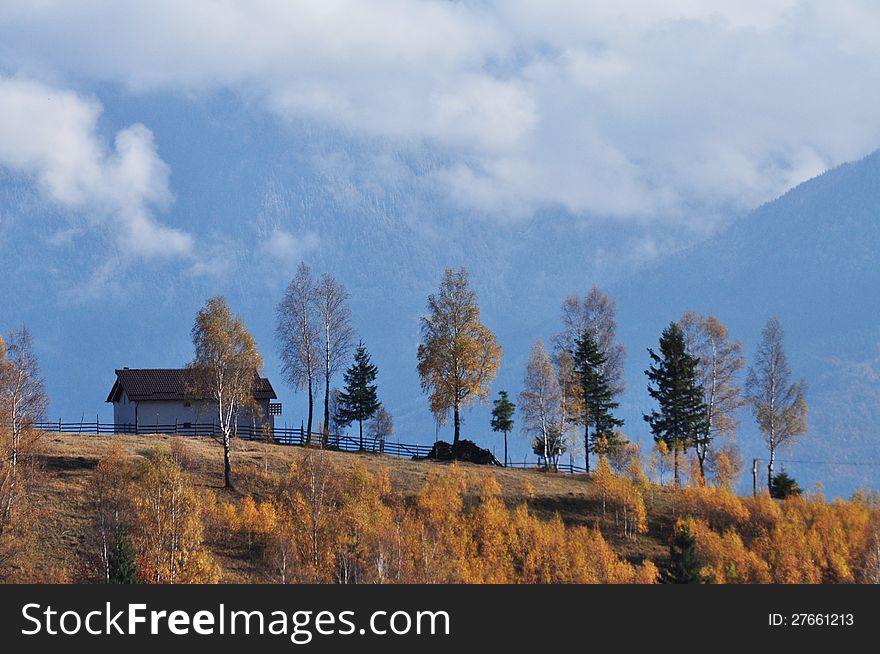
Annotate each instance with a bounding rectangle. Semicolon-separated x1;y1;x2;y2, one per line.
112;390;136;426
112;397;274;433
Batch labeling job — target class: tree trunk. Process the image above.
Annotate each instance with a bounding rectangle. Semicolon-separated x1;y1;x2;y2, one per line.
359;419;364;451
306;376;314;444
504;432;508;467
584;423;590;474
673;445;680;488
767;438;775;492
453;402;461;445
223;431;233;489
323;363;330;446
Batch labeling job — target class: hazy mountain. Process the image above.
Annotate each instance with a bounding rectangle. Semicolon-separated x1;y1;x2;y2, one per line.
1;92;877;497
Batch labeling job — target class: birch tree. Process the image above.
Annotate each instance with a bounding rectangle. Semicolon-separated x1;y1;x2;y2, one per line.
277;262;320;442
189;296;263;489
678;312;745;483
0;327;47;467
314;273;354;445
0;328;47;536
745;317;807;491
554;287;626;395
417;268;501;445
520;341;565;470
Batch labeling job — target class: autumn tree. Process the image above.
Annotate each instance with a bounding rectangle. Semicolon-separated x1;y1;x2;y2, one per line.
417;268;501;445
554;350;583;460
130;450;219;583
275;451;344;582
647;439;673;487
314;273;354;444
520;341;565;470
277;262;320;442
745;318;808;491
644;323;707;487
87;444;132;583
336;342;380;451
572;330;624;473
0;328;46;549
490;390;515;466
188;296;264;489
678;312;745;483
0;327;47;468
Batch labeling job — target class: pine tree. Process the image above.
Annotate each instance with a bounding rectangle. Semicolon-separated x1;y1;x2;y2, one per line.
769;469;802;500
644;323;707;486
571;330;623;473
490;391;516;466
108;526;137;584
664;520;707;584
336;342;381;451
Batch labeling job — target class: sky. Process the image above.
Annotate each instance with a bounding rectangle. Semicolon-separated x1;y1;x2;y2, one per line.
1;2;880;493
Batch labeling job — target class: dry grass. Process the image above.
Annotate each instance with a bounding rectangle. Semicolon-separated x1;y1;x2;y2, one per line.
20;432;676;581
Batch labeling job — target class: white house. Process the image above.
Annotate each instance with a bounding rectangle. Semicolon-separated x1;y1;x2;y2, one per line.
105;368;280;435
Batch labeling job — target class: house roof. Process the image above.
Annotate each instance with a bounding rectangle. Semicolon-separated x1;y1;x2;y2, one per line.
106;368;277;403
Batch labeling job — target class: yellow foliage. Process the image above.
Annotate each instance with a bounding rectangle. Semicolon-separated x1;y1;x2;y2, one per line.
130;449;219;583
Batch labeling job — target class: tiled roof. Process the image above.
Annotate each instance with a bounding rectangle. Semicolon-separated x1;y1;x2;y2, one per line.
106;368;276;403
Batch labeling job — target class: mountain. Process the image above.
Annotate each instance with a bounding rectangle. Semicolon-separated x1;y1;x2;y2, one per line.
611;151;880;496
1;92;878;497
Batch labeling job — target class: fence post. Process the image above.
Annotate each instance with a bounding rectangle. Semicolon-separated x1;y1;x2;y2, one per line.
59;418;62;432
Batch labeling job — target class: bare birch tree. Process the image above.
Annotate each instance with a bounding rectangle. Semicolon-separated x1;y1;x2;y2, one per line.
277;262;320;442
314;273;354;445
745;317;808;491
519;341;565;470
555;287;626;396
0;328;47;536
678;312;745;483
189;296;263;489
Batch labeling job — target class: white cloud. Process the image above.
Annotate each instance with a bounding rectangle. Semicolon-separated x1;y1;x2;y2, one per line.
2;1;880;223
259;229;320;264
0;76;191;257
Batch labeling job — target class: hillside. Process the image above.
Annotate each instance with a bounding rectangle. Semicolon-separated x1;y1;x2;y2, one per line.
21;432;672;583
7;432;880;584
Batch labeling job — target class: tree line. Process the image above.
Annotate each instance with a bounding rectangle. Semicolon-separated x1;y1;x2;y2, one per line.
2;263;809;497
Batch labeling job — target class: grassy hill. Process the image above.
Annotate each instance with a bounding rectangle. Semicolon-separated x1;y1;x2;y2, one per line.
24;432;674;582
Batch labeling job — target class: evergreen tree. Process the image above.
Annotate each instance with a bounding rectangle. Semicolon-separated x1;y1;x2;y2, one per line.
108;526;137;584
571;330;624;473
490;391;515;467
664;520;707;584
643;323;707;486
336;342;381;450
769;469;802;500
